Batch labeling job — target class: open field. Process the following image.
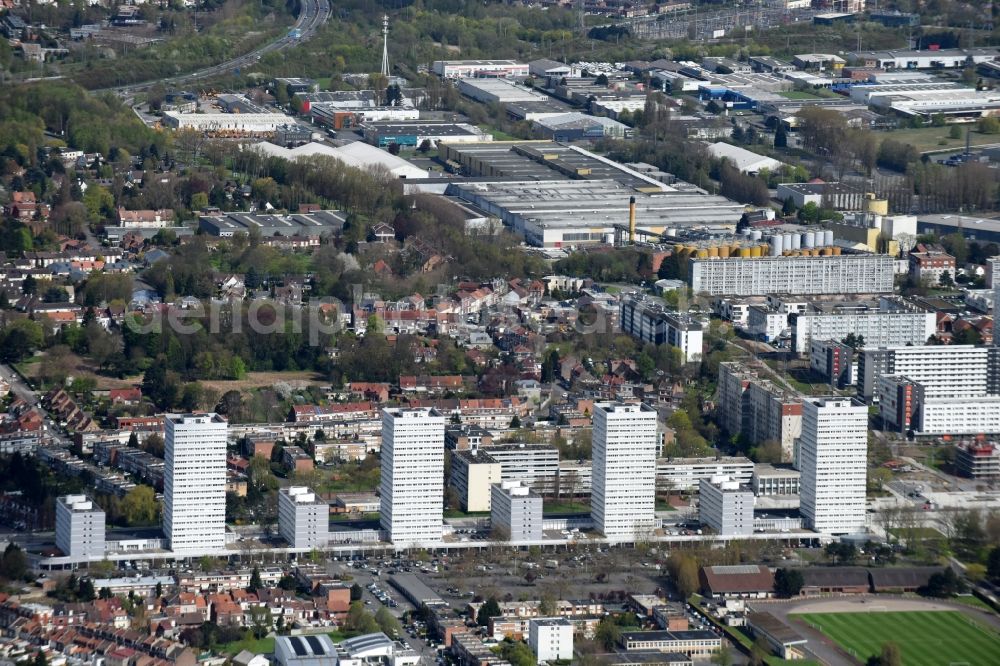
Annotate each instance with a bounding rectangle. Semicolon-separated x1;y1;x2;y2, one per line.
200;370;325;393
793;610;1000;666
882;126;1000;153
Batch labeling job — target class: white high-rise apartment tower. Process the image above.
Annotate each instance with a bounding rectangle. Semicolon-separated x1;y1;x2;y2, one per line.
380;407;445;545
799;398;868;535
992;257;999;346
590;402;658;540
163;413;228;552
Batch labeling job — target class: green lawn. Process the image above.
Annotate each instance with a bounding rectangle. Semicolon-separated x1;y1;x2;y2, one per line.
883;126;1000;154
219;636;274;655
778;91;824;100
794;611;1000;666
543;501;590;514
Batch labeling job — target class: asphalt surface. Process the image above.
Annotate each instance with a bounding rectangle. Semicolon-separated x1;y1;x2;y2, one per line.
108;0;333;95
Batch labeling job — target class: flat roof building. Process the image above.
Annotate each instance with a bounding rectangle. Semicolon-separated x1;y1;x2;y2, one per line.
363;121;492;148
162;112;293;135
199;210;346;237
55;494;106;559
591;402;658;541
449;449;502;513
163;413;227;553
699;476;754;536
432;60;529;79
278;486;329;550
791;296;936;353
380;408;445;546
491;480;543;543
689;254;895;297
620;294;704;364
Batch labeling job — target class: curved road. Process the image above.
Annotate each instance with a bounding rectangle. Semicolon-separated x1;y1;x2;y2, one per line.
110;0;332;95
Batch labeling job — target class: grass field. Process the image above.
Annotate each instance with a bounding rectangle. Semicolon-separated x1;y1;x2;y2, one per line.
882;126;1000;153
794;610;1000;666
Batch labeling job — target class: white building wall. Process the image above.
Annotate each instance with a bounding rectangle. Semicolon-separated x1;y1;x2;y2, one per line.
163;414;227;552
917;397;1000;435
591;402;658;540
793;310;936;353
689;254;894;296
528;619;573;662
799;399;868;535
380;408;445;545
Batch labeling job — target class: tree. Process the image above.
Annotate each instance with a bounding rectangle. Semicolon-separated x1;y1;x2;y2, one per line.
350;583;363;601
248;566;262;592
595;616;621;651
0;543;28;581
33;650;47;666
375;606;402;637
668;553;700;598
988;546;1000;583
77;578;96;602
0;318;44;362
499;640;536;666
385;84;404;107
121;485;158;525
345;601;379;634
773;568;804;598
477;597;501;626
710;645;733;666
920;568;965;598
155;582;163;598
247;605;272;639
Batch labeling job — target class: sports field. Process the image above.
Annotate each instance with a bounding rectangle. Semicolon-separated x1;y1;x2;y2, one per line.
794;610;1000;666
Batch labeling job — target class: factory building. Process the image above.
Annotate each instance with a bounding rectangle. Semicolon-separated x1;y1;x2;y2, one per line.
198;210;346;238
432;60;529;79
457;78;547;104
363;121;492;148
847;47;1000;70
161;112;294;135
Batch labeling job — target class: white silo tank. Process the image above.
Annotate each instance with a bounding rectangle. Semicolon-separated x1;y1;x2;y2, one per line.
791;233;802;250
804;231;816;248
782;233;794;251
750;229;763;242
769;235;783;256
823;230;834;246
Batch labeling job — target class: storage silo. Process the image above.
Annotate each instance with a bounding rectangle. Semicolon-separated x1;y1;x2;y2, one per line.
751;245;763;257
823;230;834;246
804;231;816;249
769;236;782;256
791;233;802;250
739;247;752;258
750;229;763;242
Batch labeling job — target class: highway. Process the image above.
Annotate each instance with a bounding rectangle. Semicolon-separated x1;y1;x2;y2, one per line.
110;0;332;95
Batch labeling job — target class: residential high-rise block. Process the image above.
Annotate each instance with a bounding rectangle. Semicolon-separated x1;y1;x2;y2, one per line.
163;413;228;552
590;402;658;540
491;480;543;542
380;407;445;545
799;398;868;535
699;476;754;536
55;494;105;559
278;486;329;549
